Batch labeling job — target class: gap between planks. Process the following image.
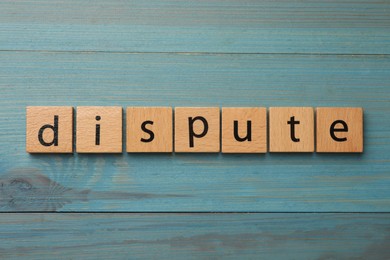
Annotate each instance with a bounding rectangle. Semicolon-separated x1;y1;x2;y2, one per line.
0;50;389;56
1;212;390;214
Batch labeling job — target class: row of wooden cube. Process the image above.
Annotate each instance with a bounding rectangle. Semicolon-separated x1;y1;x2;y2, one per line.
26;106;363;153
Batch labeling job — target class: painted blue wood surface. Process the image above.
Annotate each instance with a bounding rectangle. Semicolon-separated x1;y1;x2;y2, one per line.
1;213;390;259
1;0;390;258
0;52;389;212
0;0;389;54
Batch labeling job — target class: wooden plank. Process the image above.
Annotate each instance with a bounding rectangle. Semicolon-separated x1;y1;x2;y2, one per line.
0;0;389;54
0;213;389;259
0;52;389;212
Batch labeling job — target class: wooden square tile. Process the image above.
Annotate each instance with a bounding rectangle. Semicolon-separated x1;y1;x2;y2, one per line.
222;107;267;153
76;106;122;153
316;107;363;153
26;106;73;153
269;107;314;152
126;107;172;152
174;107;220;152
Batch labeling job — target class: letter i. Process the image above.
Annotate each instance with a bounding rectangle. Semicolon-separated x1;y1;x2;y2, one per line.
95;116;101;145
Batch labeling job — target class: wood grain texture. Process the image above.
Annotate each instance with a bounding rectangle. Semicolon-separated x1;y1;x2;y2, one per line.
222;107;267;153
1;0;390;256
0;213;389;259
0;52;389;212
269;107;314;152
26;106;73;153
76;106;122;153
127;107;173;153
316;107;363;153
0;0;390;54
174;107;220;153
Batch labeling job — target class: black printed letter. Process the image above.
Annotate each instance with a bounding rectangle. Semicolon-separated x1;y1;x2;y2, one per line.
140;121;155;142
188;116;208;147
330;120;348;142
38;115;59;146
287;116;300;142
95;116;101;145
234;120;252;142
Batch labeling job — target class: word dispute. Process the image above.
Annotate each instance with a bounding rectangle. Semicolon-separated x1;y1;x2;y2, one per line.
26;106;363;154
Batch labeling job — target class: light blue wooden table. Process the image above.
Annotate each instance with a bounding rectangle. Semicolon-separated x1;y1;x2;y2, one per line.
0;0;389;258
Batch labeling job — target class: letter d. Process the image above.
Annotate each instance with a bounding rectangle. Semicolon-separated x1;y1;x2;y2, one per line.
38;115;59;146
